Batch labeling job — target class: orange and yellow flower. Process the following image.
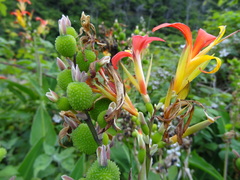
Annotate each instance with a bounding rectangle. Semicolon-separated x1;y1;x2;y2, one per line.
152;23;234;107
11;0;32;28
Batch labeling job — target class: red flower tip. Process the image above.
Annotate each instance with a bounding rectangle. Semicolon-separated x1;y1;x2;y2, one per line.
111;51;132;69
17;0;31;4
36;17;48;25
152;23;192;45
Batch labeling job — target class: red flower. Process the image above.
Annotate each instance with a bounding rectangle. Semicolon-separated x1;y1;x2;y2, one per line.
111;35;164;100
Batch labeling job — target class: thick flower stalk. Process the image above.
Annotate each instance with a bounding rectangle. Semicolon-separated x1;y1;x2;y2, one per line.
152;23;238;107
111;35;164;103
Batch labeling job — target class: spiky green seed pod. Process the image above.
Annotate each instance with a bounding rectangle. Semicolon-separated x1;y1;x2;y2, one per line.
67;82;93;111
57;69;73;91
71;124;98;155
66;26;78;38
90;98;111;121
86;160;120;180
0;147;7;162
138;149;146;164
97;110;107;128
76;50;96;72
55;35;77;57
56;97;71;111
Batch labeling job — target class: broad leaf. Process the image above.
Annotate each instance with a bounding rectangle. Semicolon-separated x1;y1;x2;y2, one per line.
70;154;86;179
33;154;52;177
189;151;223;180
18;138;44;179
30;104;57;146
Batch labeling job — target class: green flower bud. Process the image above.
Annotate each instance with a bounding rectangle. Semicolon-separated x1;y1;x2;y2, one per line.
138;149;146;164
97;110;107;128
102;132;109;145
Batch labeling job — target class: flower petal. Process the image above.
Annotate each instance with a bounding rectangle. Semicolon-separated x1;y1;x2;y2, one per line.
132;35;165;53
111;51;132;69
192;29;216;58
197;26;226;57
152;23;192;45
187;55;222;82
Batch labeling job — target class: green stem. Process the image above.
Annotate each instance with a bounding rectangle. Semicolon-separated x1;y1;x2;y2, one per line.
85;111;102;146
145;110;156;179
223;141;230;180
33;35;42;87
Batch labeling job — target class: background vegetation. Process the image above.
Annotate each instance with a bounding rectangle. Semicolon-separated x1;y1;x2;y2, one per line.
0;0;239;179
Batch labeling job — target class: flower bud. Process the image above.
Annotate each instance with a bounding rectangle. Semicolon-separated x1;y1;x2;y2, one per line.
46;89;59;102
58;15;71;35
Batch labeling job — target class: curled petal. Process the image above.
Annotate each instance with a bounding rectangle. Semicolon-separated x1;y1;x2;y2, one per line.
192;29;216;57
187;55;222;82
198;26;226;56
152;23;192;45
132;35;165;53
111;51;132;69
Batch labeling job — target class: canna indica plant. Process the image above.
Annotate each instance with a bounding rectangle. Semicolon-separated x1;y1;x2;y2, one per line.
46;12;239;180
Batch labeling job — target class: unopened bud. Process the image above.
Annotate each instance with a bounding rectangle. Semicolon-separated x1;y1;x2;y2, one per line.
71;64;88;82
139;112;149;135
58;15;71;35
97;145;110;167
150;144;158;156
45;89;59;102
57;57;67;70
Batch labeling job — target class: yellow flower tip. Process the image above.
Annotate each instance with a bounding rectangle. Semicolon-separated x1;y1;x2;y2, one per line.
204;109;221;123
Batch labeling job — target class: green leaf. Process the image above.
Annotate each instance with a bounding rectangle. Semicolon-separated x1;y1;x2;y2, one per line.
0;166;19;178
3;79;38;100
189;151;223;180
33;154;52;177
54;147;75;162
167;165;178;180
26;76;44;97
0;3;7;16
70;154;86;179
30;104;57;146
18;138;44;179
